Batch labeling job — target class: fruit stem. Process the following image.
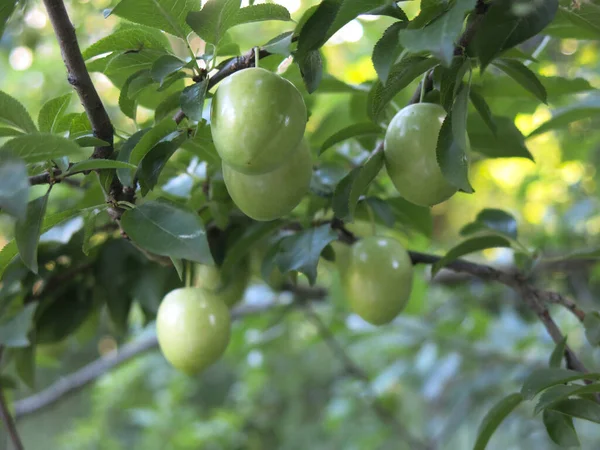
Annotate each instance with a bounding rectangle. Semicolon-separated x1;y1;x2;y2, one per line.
254;46;260;68
366;203;377;236
185;261;192;288
419;71;429;103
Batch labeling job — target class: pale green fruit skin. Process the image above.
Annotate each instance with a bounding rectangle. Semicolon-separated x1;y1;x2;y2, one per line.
384;103;458;207
211;67;307;175
344;236;413;325
156;288;231;374
195;262;250;308
223;139;313;221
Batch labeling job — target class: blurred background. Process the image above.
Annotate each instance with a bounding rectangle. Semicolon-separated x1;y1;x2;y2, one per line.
1;0;600;448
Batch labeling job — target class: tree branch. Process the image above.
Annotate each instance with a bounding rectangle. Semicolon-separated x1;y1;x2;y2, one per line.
0;348;24;449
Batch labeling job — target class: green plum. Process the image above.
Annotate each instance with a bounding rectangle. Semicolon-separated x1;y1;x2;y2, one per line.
384;103;463;207
156;288;230;374
343;236;413;325
222;139;313;221
195;261;250;308
211;67;307;175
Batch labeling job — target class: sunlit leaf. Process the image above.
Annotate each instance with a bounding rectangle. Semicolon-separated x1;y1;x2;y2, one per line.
473;393;523;450
432;235;511;276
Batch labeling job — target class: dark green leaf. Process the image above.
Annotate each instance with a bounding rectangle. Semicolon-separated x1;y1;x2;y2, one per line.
15;194;49;274
521;368;600;400
584;311;600;347
0;155;29;221
543;410;580;447
0;90;37;133
0;127;23;137
112;0;197;38
104;50;166;79
38;93;72;133
129;118;178;166
459;209;518;239
120;199;214;264
451;81;470;158
186;0;241;44
155;91;183;122
0;0;17;39
1;134;87;164
231;4;291;26
297;50;323;94
319;123;383;155
82;26;171;60
468;114;533;160
180;78;209;121
14;345;36;389
333;151;384;222
432;235;511;276
491;58;547;104
479;74;592;102
138;130;188;194
72;134;112;148
372;22;406;85
367;56;437;121
386;196;433;237
36;291;95;344
360;197;395;228
119;71;142;120
550;398;600;424
274;224;338;285
295;0;340;61
327;0;391;41
0;304;38;348
528;104;600;138
535;384;581;414
469;90;497;135
436;114;473;193
117;129;150;187
82;209;99;256
151;55;186;85
368;2;408;20
68;159;137;174
400;0;476;67
549;336;568;369
181;125;220;165
473;0;559;70
263;31;294;56
547;4;600;39
473;393;523;450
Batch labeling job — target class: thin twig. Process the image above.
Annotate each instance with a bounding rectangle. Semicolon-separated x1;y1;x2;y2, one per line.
0;347;24;449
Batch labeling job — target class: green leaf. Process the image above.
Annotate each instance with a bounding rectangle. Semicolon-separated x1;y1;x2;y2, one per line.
459;209;518;240
333;151;384;222
451;80;470;160
436;113;473;193
0;155;29;221
138;130;188;194
536;383;600;414
82;26;171;60
263;31;294;56
479;74;592;101
273;224;338;285
220;220;283;283
0;0;17;39
38;93;72;133
0;90;37;133
550;398;600;424
385;196;433;237
155;91;182;122
549;336;568;369
560;3;600;38
367;56;437;121
432;235;511;276
186;0;241;45
295;0;340;61
36;290;95;344
400;0;476;67
469;90;497;135
150;55;186;85
468;114;533;160
67;159;138;173
117;129;150;187
119;71;142;120
129;118;178;167
82;209;100;256
319;123;383;155
231;4;291;26
436;58;469;112
473;393;523;450
111;0;198;38
473;0;558;70
0;304;38;348
527;104;600;138
584;311;600;347
15;194;49;274
543;410;580;447
521;368;600;400
104;50;166;79
368;2;408;20
0;127;23;137
1;134;87;164
297;50;323;94
181;125;220;165
491;58;547;104
14;345;36;389
180;78;208;121
72;134;112;148
0;207;94;279
120;199;214;264
372;22;406;85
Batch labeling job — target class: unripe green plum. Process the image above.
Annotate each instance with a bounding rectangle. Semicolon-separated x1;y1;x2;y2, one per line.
343;236;413;325
223;139;313;221
211;67;307;175
156;288;230;374
195;261;250;308
384;103;461;207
